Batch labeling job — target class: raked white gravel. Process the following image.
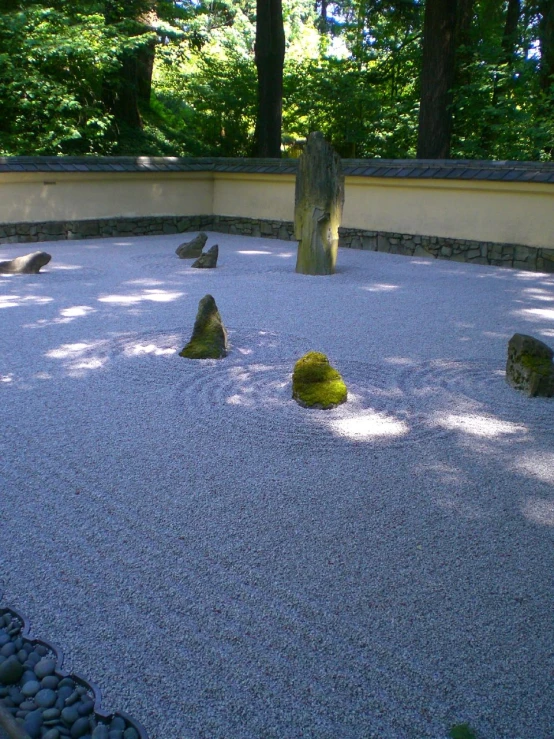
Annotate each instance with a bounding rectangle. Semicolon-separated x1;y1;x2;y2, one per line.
1;233;553;738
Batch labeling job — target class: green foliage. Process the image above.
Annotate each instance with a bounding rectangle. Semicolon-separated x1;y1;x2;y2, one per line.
449;723;477;739
292;351;348;409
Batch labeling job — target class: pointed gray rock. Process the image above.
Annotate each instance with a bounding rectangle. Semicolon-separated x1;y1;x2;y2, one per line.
180;294;228;359
192;244;218;269
295;132;344;275
176;232;208;259
0;251;51;274
506;333;554;397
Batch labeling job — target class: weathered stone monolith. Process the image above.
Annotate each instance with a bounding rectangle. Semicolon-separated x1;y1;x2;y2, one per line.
294;132;344;275
0;251;51;274
506;333;554;397
180;294;228;359
192;244;218;269
176;232;208;259
292;351;347;409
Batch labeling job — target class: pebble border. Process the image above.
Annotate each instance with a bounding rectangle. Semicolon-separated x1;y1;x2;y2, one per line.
0;215;553;273
0;597;148;739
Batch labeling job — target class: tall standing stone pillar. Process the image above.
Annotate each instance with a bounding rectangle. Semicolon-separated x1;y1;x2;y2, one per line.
294;132;344;275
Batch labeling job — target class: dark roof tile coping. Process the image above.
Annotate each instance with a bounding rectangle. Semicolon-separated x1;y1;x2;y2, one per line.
1;156;554;183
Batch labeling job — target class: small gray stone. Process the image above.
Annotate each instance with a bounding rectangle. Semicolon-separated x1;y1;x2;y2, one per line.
34;658;56;679
123;728;139;739
108;731;123;739
41;675;60;689
62;705;80;725
43;708;61;720
191;243;218;268
92;725;110;739
176;232;208;259
0;655;24;684
22;680;41;697
77;699;94;716
65;690;80;706
35;688;57;708
0;642;16;657
70;716;91;738
20;700;37;711
23;708;43;739
43;730;61;739
109;717;126;731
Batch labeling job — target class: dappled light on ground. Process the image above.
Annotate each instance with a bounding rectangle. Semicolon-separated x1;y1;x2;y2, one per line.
431;413;528;438
514;452;554;485
360;283;400;292
521;497;554;526
324;410;409;440
98;289;184;305
0;294;53;309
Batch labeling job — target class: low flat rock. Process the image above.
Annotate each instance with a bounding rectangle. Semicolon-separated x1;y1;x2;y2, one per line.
180;294;228;359
0;251;51;274
175;232;208;259
292;351;347;409
191;244;218;269
506;332;554;397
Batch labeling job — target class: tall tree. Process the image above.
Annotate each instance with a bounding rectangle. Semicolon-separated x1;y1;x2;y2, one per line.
254;0;286;156
416;0;458;158
538;0;554;91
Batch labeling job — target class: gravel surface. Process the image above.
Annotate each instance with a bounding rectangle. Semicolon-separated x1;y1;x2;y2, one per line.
1;233;553;739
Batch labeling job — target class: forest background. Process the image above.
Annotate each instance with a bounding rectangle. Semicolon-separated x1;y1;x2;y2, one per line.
0;0;553;161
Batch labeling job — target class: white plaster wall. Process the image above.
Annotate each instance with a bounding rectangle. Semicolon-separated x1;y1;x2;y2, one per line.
213;173;295;222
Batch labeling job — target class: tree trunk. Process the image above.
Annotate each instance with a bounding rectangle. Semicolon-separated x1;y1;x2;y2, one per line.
254;0;285;158
417;0;458;159
539;0;554;92
502;0;521;64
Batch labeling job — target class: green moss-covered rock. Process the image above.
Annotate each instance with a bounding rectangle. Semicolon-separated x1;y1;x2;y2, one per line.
180;294;228;359
506;333;554;397
292;351;347;409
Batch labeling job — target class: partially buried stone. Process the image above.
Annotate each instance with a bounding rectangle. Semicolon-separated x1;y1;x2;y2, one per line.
180;294;228;359
295;132;344;276
0;251;51;274
191;244;218;269
292;351;347;409
506;333;554;397
175;232;208;259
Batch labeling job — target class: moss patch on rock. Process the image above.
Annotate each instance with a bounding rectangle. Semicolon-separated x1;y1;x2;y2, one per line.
180;294;228;359
292;351;347;409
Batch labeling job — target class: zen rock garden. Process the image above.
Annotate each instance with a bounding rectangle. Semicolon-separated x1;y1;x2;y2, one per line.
0;251;51;274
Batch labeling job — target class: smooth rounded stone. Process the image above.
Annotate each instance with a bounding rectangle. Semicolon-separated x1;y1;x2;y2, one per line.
0;633;10;647
77;700;94;716
35;688;57;708
34;658;56;679
91;725;110;739
22;680;41;697
35;645;49;657
0;642;16;657
62;705;80;725
292;351;348;409
180;294;228;359
25;653;41;667
17;649;28;663
191;243;218;268
57;685;74;702
65;690;81;706
13;637;23;650
0;655;24;684
43;730;61;739
23;708;44;739
109;717;126;732
43;707;61;720
58;678;76;689
123;728;139;739
9;690;24;706
0;686;8;697
2;697;15;708
41;675;60;689
19;700;37;711
108;732;123;739
16;710;29;719
70;716;92;738
21;670;38;683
